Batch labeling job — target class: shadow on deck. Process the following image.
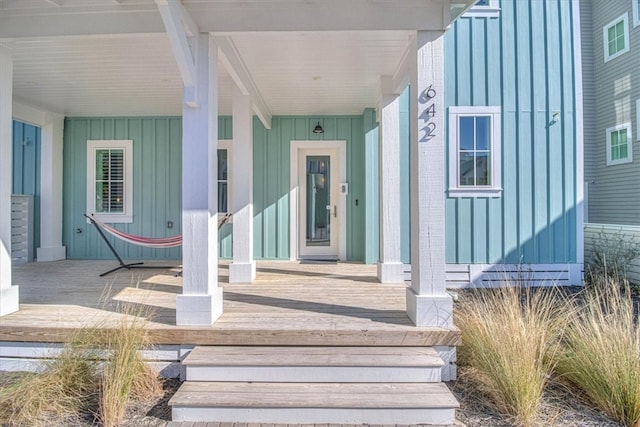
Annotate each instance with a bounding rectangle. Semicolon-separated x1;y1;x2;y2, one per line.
2;260;460;347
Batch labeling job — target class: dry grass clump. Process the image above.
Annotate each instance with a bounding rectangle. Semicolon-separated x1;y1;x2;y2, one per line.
98;307;163;427
455;284;564;427
0;302;162;427
556;276;640;427
0;337;98;426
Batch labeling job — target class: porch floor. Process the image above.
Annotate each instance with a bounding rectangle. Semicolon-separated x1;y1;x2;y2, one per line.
2;260;459;347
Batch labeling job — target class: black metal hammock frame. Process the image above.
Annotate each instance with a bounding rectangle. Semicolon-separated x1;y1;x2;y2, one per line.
85;213;232;276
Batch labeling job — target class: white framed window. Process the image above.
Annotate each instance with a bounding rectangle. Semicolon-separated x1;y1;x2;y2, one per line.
217;140;232;214
606;123;633;166
603;14;630;62
464;0;500;18
86;140;133;223
448;106;502;197
633;0;640;27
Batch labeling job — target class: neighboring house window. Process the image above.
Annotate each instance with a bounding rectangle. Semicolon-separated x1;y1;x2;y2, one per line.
86;140;133;223
448;106;502;197
463;0;500;17
217;140;232;214
603;14;630;62
633;0;640;27
606;123;633;165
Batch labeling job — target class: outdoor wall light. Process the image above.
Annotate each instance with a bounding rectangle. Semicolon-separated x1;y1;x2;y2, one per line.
313;122;324;134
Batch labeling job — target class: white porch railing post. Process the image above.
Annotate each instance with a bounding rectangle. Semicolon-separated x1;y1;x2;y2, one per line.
406;31;453;327
229;86;256;283
37;112;66;262
0;43;19;316
176;33;223;325
377;76;404;283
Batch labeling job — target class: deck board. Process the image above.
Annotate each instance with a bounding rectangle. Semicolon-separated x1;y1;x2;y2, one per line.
2;260;460;346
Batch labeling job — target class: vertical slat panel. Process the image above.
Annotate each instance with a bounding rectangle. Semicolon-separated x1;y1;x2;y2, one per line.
444;0;579;265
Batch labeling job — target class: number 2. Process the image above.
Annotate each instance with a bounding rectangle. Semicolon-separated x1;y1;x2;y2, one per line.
419;123;436;142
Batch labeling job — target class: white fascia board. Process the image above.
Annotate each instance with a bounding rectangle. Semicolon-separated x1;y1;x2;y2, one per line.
156;0;197;89
216;36;272;130
1;1;459;38
392;39;413;95
12;102;46;127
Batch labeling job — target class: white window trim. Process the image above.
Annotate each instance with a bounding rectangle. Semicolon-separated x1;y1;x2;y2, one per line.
448;106;502;198
606;123;633;166
218;139;233;214
633;0;640;28
603;13;630;62
86;140;133;223
463;0;500;18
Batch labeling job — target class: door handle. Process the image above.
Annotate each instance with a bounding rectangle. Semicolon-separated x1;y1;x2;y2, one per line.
334;205;337;218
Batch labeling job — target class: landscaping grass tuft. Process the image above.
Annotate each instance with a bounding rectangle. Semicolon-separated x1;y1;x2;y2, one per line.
455;284;565;427
556;276;640;427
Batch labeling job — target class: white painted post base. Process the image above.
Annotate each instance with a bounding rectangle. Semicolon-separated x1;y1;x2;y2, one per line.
0;286;19;317
176;289;224;326
36;246;66;262
229;261;256;283
376;262;405;283
406;288;453;328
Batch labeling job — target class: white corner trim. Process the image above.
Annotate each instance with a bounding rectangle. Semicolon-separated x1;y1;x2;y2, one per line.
633;0;640;27
572;0;584;264
603;13;630;62
605;122;633;166
86;140;134;223
636;99;640;141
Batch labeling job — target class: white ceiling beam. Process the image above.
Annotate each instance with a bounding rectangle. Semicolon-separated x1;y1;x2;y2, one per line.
216;36;272;130
392;38;413;95
156;0;196;89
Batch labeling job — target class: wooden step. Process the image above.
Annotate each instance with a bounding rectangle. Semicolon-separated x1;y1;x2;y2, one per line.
170;381;459;424
182;346;445;383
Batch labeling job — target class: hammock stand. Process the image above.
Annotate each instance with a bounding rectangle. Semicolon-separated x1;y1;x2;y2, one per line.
85;213;231;277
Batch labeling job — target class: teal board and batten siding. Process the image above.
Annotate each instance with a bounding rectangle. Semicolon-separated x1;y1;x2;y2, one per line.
63;115;370;262
64;117;182;260
12;120;41;252
443;0;579;264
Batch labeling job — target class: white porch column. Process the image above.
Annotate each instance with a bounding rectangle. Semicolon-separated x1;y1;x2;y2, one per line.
406;31;452;327
37;112;66;262
0;43;19;316
229;86;256;283
176;33;223;325
377;76;404;283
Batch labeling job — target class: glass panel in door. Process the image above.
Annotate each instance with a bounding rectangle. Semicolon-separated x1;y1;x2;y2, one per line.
306;156;331;247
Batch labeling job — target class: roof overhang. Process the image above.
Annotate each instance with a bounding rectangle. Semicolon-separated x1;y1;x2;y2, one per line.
1;0;476;118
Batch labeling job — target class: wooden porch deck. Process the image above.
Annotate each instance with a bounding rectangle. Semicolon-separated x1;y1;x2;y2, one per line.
1;260;459;347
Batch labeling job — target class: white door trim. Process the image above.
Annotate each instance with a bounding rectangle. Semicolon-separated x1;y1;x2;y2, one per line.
289;140;347;261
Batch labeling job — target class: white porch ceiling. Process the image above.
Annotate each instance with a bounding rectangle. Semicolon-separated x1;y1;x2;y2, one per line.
2;0;475;118
10;31;412;117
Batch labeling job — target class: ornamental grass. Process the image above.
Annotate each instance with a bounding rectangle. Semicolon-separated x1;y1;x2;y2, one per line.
555;275;640;427
455;283;565;427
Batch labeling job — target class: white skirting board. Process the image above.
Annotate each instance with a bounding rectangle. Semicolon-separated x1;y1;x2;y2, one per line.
403;263;584;287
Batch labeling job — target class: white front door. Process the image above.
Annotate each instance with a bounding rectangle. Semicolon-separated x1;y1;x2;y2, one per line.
298;148;339;259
